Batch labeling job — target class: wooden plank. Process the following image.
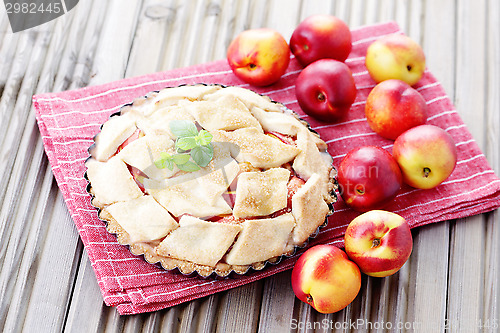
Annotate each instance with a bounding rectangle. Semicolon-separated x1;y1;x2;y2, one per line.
377;0;397;23
448;215;486;333
88;0;143;85
347;0;366;28
0;28;64;330
394;0;409;34
52;0;100;91
293;299;315;333
0;8;10;33
333;0;352;23
1;23;98;323
158;306;180;333
446;0;488;331
484;0;500;172
173;0;206;68
216;281;263;333
122;314;145;332
298;0;335;20
407;0;423;43
101;306;126;333
422;0;456;95
210;0;243;61
69;0;110;89
0;31;39;191
60;1;144;330
407;223;450;332
390;259;412;329
64;249;107;333
483;211;500;332
405;1;456;331
257;271;296;333
142;311;162;333
0;4;101;332
192;0;224;64
0;1;495;332
453;0;487;140
190;294;219;332
177;299;201;332
483;0;500;327
265;0;301;40
0;30;20;95
159;0;195;71
174;295;222;332
362;0;380;26
18;191;82;332
34;5;81;94
0;162;54;330
4;3;103;332
125;0;173;77
369;277;391;333
246;0;269;29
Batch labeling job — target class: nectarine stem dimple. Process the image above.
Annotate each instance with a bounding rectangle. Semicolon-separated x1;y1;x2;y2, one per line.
317;92;326;102
407;65;412;71
372;238;381;248
423;167;431;178
306;294;313;304
248;63;257;70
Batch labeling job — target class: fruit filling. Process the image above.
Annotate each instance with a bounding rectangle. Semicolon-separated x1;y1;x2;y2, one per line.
266;131;297;146
127;164;147;193
117;129;143;153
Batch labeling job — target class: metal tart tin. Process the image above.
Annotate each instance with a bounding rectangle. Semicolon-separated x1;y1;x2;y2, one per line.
84;84;337;278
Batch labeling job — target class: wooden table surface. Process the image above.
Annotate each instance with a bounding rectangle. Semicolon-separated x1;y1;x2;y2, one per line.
1;0;499;332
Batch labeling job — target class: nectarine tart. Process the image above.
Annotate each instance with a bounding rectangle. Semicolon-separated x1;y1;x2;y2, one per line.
85;84;336;277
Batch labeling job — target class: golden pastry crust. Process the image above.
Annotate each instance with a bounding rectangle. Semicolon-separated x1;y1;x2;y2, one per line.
232;168;290;218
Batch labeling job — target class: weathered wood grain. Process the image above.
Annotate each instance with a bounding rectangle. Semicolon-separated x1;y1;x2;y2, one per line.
215;282;262;333
0;0;498;332
209;0;241;60
257;271;296;332
64;249;107;333
0;27;65;331
266;0;300;40
52;0;99;91
298;0;334;20
12;3;117;332
158;0;193;71
446;0;488;332
483;0;500;330
403;1;456;331
0;4;91;331
126;0;177;77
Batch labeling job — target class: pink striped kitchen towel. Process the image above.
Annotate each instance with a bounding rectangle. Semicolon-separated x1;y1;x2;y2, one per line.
33;22;500;315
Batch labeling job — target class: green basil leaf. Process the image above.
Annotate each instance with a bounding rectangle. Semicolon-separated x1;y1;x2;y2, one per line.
169;120;198;138
175;136;198;151
176;160;201;172
191;144;214;168
197;130;213;146
172;153;191;165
